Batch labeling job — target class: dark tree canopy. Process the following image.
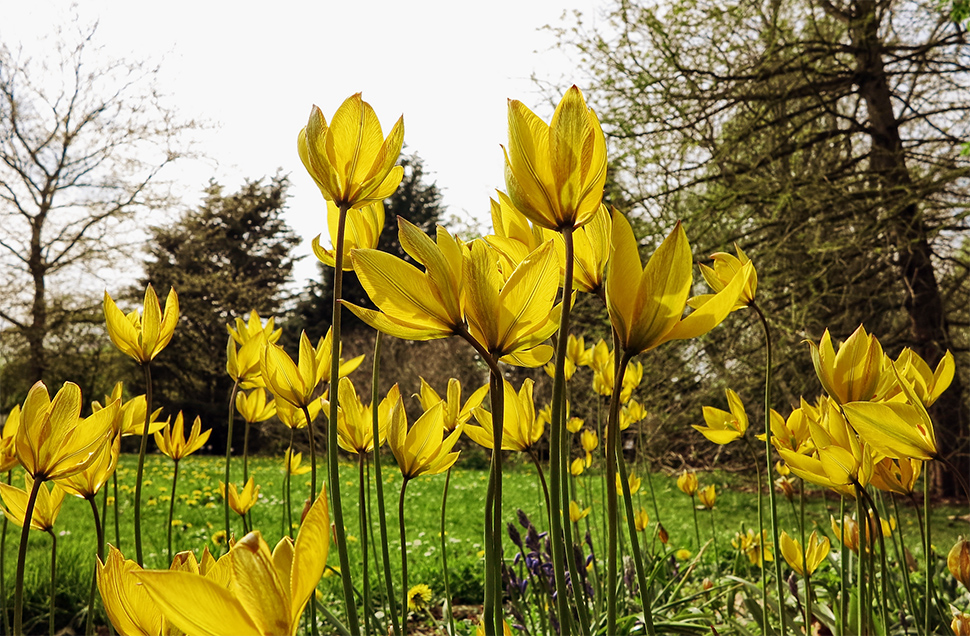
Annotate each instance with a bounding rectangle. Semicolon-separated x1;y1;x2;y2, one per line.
136;175;299;430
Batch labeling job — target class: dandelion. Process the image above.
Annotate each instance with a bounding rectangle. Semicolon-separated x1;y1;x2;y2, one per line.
407;584;432;610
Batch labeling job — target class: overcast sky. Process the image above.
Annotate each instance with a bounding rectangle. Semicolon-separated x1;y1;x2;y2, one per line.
4;0;603;287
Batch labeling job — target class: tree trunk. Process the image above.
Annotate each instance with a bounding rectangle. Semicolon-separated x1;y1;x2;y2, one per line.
851;0;968;496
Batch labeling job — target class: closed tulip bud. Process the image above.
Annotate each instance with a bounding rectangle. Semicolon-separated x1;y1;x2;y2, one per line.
953;611;970;636
677;471;699;497
775;476;796;502
702;578;714;591
569;501;591;523
570;457;586;476
658;522;669;545
698;485;716;509
634;509;650;532
948;537;970;591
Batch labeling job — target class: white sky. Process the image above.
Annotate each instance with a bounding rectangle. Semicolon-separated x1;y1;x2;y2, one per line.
4;0;602;288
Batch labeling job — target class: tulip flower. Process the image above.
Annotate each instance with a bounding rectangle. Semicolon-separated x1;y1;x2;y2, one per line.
831;515;860;552
954;611;970;636
276;396;323;430
16;381;116;481
220;477;260;518
0;404;21;473
503;86;607;231
808;325;893;405
103;285;179;364
96;545;165;636
677;471;699;497
466;379;542;452
780;530;830;576
733;529;773;565
695;388;749;445
0;474;64;531
235;388;277;425
415;377;488;433
870;456;922;495
484;190;547;271
634;509;650;532
134;491;330;636
313;200;385;271
55;434;119;500
569;500;591;523
332;378;400;454
261;330;362;410
226;311;280;388
348;218;467;341
570;457;586;476
388;401;462;479
566;334;594;367
949;537;970;591
616;472;641;495
689;244;758;311
606;211;754;357
698;485;717;509
544;357;577;381
228;310;281;346
283;449;311;476
888;348;955;407
92;382;166;438
298;94;404;209
155;412;211;462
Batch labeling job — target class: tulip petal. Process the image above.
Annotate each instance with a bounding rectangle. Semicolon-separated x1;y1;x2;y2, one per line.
135;569;262;636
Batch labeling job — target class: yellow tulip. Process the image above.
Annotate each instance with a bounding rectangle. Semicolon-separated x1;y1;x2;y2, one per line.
689;244;758;311
332;378;400;454
155;412;211;461
698;485;716;509
92;382;166;438
808;326;893;405
135;491;330;636
463;239;560;367
780;530;830;577
870;456;922;495
887;348;955;407
732;529;773;565
544;357;577;381
620;400;648;431
235;388;277;424
16;381;116;481
606;211;753;357
0;474;64;531
566;416;584;434
388;401;462;479
552;204;611;293
348;218;466;341
569;500;591;522
260;329;362;409
695;388;749;445
504;86;607;231
677;471;699;497
953;611;970;636
283;449;311;477
482;191;546;272
298;94;404;209
415;377;489;432
103;284;179;364
220;477;260;517
580;429;598;454
97;545;165;636
228;311;281;346
566;334;594;367
466;379;543;452
616;472;641;495
226;312;280;388
757;400;811;454
0;404;21;473
570;457;586;476
634;509;650;532
775;476;796;502
831;515;860;553
312;200;385;271
276;397;322;430
56;434;120;499
949;537;970;591
775;460;790;476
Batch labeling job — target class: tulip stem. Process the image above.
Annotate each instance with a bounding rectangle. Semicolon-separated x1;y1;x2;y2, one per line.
134;362;153;566
301;406;317;502
398;477;411;631
85;495;104;636
856;487;869;636
286;428;294;538
329;201;360;635
224;378;240;553
743;436;770;634
46;529;56;636
487;367;507;635
690;494;702;552
838;497;849;636
112;471;120;548
605;347;626;636
358;454;371;636
1;472;10;636
13;473;41;636
167;459;180;561
709;508;719;578
800;481;810;633
890;494;918;628
922;468;932;636
369;333;401;636
440;467;456;636
858;486;891;634
753;302;786;636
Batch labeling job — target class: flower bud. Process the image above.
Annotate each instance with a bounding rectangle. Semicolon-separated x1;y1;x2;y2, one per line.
948;537;970;591
658;522;669;545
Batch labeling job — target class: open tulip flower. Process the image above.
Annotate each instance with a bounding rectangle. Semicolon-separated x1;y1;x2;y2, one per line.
606;211;754;357
56;434;120;500
312;200;385;271
228;311;281;346
226;311;281;388
780;530;830;577
616;471;642;495
870;456;922;494
93;382;166;438
0;404;21;473
220;477;260;517
695;388;749;445
698;484;717;509
503;85;607;231
235;388;277;424
348;217;466;341
388;401;463;479
677;471;699;496
132;491;330;636
416;377;489;433
155;411;211;461
888;347;955;407
97;545;167;636
332;378;400;454
808;325;893;405
283;449;311;476
298;94;404;209
0;474;64;531
689;243;758;311
483;191;546;272
16;381;117;481
467;378;543;452
261;329;362;409
276;396;323;430
566;334;594;367
103;284;179;364
569;500;591;523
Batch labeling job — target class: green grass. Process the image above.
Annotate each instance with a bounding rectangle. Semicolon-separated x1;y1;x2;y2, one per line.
0;452;964;634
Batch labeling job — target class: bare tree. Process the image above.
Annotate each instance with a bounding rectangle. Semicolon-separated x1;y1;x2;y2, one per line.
0;20;196;389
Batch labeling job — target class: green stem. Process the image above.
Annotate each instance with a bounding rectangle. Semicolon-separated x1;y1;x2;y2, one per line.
690;495;702;551
743;436;769;635
709;508;719;577
112;471;120;548
606;348;630;636
890;494;918;632
134;363;153;566
329;200;359;634
286;428;294;538
547;227;579;636
753;302;785;636
1;471;10;636
359;454;371;636
224;378;240;552
398;478;410;631
487;368;506;634
800;481;810;634
370;333;401;636
839;497;849;636
440;467;456;636
301;406;318;502
856;488;868;636
86;495;104;636
922;469;932;636
243;419;251;483
167;460;179;561
859;487;891;635
14;475;43;635
616;438;657;636
46;529;56;636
